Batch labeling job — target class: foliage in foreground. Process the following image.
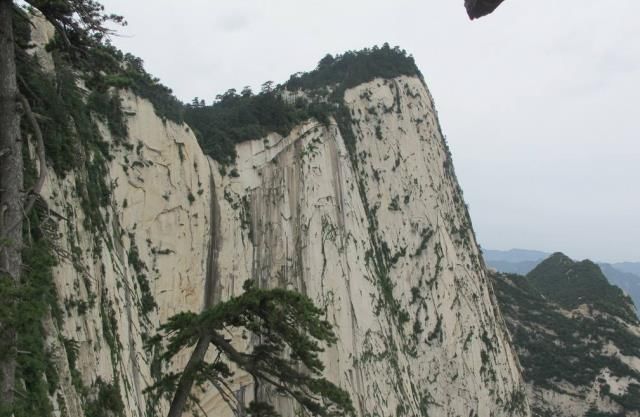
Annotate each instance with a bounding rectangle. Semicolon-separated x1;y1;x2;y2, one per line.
146;280;354;417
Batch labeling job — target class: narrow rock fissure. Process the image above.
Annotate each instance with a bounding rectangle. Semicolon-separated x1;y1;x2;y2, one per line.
204;156;222;308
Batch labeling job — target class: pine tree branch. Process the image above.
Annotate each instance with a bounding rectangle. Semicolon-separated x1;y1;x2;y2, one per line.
209;333;319;414
166;334;212;417
208;377;239;415
5;92;46;234
188;392;212;417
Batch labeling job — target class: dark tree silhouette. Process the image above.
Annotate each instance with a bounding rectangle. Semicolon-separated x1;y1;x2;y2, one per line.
146;280;354;417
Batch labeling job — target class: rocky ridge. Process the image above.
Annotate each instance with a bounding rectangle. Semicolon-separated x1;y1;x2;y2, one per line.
20;17;530;417
492;254;640;417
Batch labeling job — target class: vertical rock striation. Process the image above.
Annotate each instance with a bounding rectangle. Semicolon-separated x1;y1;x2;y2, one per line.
39;91;213;417
204;76;529;417
28;17;528;416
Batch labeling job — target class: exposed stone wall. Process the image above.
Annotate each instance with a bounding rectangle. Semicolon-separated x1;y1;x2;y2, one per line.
200;76;529;417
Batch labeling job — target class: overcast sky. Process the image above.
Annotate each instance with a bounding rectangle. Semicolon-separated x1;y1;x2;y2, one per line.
101;0;639;262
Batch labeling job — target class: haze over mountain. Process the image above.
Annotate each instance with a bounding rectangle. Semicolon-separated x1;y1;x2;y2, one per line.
485;248;640;313
492;253;640;416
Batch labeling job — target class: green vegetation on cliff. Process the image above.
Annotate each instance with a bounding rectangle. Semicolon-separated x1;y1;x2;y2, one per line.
527;253;638;323
184;87;331;165
4;7;180;417
21;39;422;169
492;253;640;416
184;44;421;165
285;43;422;93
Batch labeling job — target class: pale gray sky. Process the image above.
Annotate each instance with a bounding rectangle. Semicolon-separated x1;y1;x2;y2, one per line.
102;0;640;262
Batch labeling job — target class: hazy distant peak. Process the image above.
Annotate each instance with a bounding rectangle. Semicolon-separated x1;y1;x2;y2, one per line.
483;248;550;263
527;253;637;323
546;251;573;264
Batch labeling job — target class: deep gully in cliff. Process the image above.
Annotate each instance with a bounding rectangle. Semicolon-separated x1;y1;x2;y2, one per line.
164;157;222;417
205;157;222;309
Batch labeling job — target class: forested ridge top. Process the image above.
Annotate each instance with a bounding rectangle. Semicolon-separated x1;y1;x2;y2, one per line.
19;2;424;167
184;44;424;164
283;43;422;92
493;270;640;415
527;253;638;323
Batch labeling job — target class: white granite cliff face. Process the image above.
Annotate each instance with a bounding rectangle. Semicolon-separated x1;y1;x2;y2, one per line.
32;26;529;417
39;91;213;417
199;76;530;417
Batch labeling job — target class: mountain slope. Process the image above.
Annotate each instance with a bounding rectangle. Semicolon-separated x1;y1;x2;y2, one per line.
527;253;637;323
492;254;640;417
599;263;640;311
613;262;640;277
20;16;531;417
202;71;529;416
484;249;550;263
485;249;640;313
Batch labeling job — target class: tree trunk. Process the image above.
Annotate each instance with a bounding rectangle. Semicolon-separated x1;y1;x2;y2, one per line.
0;0;22;409
166;173;222;417
166;335;212;417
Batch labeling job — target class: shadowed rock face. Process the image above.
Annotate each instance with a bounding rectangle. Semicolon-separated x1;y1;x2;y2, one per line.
465;0;506;19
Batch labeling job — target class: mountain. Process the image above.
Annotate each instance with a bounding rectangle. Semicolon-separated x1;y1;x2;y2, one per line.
613;262;640;277
492;253;640;417
600;264;640;311
485;259;540;275
527;253;638;322
485;249;640;313
484;249;550;263
18;15;530;417
483;249;549;274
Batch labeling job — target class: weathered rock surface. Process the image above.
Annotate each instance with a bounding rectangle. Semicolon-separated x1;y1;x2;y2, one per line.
182;76;530;417
31;21;529;417
40;91;213;417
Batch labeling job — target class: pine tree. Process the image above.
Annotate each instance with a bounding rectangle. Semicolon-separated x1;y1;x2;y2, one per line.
146;280;354;417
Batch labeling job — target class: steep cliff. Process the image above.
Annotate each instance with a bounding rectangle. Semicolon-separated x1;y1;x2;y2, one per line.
492;254;640;417
19;19;529;417
199;74;530;417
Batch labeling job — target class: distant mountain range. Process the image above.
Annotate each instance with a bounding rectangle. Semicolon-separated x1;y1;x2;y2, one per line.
484;248;640;312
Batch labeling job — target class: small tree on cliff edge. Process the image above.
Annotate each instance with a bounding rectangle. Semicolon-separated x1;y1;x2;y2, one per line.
0;0;123;412
146;280;354;417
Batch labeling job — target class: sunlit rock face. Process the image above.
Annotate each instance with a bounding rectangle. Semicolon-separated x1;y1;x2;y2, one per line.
40;91;214;417
31;19;529;417
201;75;530;417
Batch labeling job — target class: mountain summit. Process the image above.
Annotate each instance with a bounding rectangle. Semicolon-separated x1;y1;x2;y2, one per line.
493;253;640;416
527;252;637;323
16;15;529;417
